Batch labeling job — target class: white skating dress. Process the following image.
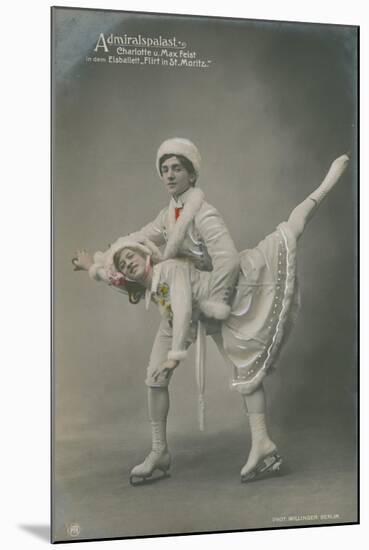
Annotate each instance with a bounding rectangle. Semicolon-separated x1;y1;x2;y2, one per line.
149;220;300;395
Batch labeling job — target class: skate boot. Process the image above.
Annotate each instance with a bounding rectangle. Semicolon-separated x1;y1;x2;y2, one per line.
240;412;282;483
129;448;171;486
241;450;282;483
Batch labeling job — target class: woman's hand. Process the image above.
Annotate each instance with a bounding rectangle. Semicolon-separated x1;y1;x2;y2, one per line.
152;359;179;382
72;249;93;271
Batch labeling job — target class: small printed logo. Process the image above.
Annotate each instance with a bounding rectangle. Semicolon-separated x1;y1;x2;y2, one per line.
67;522;81;537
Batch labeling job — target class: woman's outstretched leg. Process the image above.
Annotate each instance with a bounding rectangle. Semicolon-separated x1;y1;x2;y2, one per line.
287;154;349;241
129;387;171;484
240;385;282;482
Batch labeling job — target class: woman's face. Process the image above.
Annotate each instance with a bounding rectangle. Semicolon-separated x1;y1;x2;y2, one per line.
160;155;194;197
116;248;146;281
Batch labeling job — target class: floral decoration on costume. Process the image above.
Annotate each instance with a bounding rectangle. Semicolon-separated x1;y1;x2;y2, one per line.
153;283;173;321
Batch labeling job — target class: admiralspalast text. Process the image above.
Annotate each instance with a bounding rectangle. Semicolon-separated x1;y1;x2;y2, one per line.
94;33;184;51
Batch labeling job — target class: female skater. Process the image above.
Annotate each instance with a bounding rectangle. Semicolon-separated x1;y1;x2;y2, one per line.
73;153;349;484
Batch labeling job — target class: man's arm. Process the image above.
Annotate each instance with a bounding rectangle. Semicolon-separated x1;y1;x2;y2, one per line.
196;204;240;320
128;206;167;247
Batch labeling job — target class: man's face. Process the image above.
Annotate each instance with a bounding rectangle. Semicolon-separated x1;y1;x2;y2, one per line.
160;156;194;197
116;248;146;281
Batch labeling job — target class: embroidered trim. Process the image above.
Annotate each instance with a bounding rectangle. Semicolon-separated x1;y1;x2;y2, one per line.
231;224;298;394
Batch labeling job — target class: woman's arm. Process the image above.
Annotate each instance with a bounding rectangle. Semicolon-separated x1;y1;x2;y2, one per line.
72;249;114;287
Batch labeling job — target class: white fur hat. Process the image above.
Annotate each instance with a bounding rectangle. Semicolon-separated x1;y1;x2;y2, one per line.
104;236;163;274
89;237;162;300
156;137;201;178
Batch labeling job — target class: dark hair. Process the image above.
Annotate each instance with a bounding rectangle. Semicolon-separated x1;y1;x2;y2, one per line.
159;154;196;184
113;248;146;305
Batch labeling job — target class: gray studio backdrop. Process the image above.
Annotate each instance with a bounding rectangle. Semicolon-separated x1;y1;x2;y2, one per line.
52;7;357;543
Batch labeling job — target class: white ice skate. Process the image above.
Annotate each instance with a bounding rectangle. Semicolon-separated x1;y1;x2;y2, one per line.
129;449;171;486
240;450;283;483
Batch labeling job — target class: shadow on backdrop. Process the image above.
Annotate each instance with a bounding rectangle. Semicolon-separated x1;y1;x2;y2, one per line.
18;524;50;543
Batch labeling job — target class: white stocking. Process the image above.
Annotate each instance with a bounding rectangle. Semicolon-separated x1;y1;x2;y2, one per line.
148;387;169;452
241;386;276;475
287;154;349;241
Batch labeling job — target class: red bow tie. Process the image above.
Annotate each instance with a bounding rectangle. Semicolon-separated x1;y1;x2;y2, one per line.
175;206;183;220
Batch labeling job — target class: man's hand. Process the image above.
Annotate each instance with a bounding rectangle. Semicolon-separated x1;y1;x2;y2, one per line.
72;249;93;271
152;359;179;382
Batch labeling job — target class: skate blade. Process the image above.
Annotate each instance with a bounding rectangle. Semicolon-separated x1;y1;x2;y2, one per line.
241;452;282;483
129;469;170;487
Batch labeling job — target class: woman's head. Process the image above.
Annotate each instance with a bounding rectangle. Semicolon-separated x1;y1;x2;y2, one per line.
112;247;148;304
113;247;148;282
105;237;162;304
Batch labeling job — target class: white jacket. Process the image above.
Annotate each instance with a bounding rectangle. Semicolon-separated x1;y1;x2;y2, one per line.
128;187;240;320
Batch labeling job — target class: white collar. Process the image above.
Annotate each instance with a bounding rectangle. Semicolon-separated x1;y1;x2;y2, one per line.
164;187;205;260
171;186;194;208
